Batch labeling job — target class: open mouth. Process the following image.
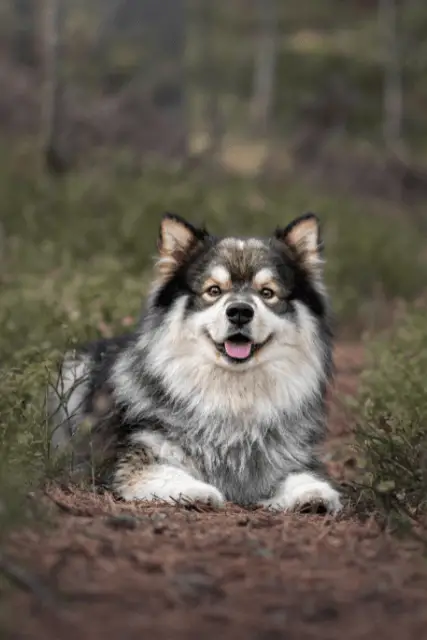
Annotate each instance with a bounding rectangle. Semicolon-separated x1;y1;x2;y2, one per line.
211;333;273;364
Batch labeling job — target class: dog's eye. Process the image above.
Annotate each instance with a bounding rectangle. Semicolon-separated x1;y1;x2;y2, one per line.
205;285;222;298
260;287;275;300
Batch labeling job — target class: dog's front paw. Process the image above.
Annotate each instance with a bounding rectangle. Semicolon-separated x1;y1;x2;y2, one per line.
116;465;226;509
260;472;342;514
174;480;225;508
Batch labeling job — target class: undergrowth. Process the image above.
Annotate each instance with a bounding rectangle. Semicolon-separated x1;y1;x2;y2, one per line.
0;144;426;533
353;307;427;540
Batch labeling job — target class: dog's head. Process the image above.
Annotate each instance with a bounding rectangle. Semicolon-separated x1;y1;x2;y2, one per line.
148;212;329;373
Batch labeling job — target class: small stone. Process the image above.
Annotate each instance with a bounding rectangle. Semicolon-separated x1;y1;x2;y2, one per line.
153;522;166;534
106;514;137;530
254;547;273;558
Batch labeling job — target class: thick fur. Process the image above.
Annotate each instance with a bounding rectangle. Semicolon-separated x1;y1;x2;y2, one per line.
48;213;342;513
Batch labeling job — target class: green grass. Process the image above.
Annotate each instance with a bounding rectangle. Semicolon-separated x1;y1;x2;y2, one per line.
0;145;426;533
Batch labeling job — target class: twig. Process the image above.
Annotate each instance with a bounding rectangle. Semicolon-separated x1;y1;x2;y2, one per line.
0;553;58;607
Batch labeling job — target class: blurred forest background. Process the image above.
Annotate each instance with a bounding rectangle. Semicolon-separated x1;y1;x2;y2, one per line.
3;0;427;196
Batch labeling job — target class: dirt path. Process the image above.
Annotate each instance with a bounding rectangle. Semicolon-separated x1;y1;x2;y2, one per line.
3;344;427;640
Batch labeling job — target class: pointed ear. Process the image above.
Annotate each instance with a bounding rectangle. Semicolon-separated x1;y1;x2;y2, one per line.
156;213;208;280
275;213;323;274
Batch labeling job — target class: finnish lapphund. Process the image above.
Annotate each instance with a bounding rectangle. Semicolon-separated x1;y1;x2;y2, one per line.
49;212;341;513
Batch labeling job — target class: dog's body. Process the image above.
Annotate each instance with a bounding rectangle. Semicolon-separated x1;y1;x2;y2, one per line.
49;213;341;512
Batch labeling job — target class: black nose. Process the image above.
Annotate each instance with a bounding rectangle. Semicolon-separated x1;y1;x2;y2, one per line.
226;303;254;326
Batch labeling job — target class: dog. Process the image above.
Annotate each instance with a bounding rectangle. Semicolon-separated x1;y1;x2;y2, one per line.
48;212;342;513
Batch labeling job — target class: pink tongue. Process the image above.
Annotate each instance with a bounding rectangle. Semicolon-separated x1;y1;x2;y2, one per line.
224;341;252;360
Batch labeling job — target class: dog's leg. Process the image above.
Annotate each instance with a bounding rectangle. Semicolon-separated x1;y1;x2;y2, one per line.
113;437;225;507
259;471;342;514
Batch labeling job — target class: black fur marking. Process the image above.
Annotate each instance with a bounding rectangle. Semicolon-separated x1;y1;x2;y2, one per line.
269;240;326;320
154;235;219;312
82;334;135;396
154;262;192;309
287;263;326;318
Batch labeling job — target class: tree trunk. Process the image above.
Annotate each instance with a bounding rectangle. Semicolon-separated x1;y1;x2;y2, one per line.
148;0;188;158
250;0;278;135
13;0;38;67
42;0;68;175
111;0;188;159
199;0;224;163
379;0;403;155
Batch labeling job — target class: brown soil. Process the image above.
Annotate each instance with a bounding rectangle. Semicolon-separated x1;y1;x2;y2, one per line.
3;344;427;640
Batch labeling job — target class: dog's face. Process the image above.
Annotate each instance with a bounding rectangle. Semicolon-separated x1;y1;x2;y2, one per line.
150;213;328;373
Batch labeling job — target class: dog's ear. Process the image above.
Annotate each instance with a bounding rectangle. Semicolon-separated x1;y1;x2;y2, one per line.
156;213;208;279
274;213;323;274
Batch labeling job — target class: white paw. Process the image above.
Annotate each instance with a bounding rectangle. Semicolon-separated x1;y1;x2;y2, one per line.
171;480;225;508
117;465;225;508
260;472;342;514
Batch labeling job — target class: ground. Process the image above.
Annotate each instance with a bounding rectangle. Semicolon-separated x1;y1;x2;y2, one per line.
2;344;427;640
